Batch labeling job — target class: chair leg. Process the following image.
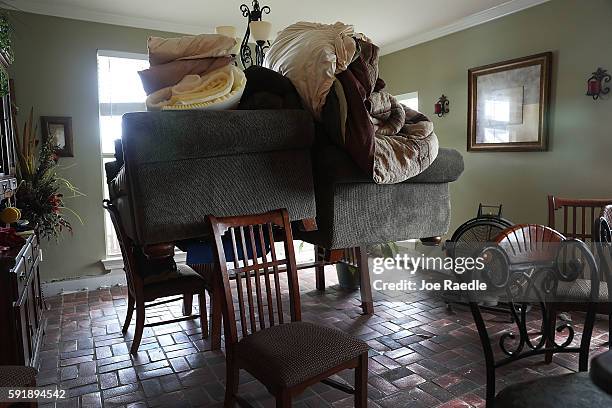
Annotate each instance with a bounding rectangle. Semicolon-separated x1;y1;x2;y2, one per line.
225;360;239;407
130;300;145;355
182;293;193;316
315;245;325;291
122;294;135;334
199;292;209;339
356;246;374;315
545;306;556;364
355;352;368;408
210;286;223;351
275;389;291;408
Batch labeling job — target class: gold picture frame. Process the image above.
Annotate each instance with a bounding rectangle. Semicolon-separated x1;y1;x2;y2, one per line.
467;52;552;152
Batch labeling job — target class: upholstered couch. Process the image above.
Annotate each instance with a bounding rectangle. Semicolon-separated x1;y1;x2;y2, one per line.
295;141;464;249
107;109;317;246
106;109;463;315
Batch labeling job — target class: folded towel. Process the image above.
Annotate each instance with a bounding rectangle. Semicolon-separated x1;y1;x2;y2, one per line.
138;56;234;94
146;65;246;111
148;34;237;65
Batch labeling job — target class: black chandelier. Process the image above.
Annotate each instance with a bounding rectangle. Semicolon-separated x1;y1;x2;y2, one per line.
239;0;271;67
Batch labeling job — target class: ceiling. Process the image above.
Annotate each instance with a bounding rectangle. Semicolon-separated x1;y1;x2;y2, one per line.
4;0;548;54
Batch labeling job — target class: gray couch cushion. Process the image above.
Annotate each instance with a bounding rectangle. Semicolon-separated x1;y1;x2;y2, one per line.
314;145;464;185
118;110;317;245
296;182;450;249
295;144;462;248
122;110;314;163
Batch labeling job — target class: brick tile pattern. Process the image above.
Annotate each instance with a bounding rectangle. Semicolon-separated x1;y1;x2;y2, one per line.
36;267;610;407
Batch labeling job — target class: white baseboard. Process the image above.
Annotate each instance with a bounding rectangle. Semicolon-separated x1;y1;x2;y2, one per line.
42;271;127;297
43;243;316;297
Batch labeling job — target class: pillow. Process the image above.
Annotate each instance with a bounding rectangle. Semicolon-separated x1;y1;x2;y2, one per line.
264;21;356;119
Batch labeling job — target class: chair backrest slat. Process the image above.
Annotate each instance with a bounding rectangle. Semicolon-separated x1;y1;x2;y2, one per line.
229;227;248;338
267;221;284;325
208;209;299;345
258;224;276;326
238;226;258;334
548;195;612;241
248;225;266;331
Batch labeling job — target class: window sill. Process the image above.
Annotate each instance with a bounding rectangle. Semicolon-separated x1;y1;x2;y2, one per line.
101;251;187;272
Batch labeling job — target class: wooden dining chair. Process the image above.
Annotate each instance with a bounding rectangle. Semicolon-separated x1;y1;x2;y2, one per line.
208;209;369;408
103;199;210;354
545;196;612;362
548;195;612;241
470;224;603;407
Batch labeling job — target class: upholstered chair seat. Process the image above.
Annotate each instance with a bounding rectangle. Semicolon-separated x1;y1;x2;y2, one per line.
0;365;37;387
235;321;368;388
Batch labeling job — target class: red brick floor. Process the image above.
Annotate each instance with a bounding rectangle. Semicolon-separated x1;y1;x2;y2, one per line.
37;268;610;407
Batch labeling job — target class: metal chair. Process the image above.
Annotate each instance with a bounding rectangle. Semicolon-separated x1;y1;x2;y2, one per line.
208;209;369;408
469;224;601;407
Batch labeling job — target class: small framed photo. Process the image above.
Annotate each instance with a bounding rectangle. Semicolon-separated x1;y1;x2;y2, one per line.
467;52;552;152
41;116;74;157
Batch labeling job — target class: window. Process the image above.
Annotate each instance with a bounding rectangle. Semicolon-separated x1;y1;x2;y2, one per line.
396;91;419;111
95;51;316;263
97;51;149;257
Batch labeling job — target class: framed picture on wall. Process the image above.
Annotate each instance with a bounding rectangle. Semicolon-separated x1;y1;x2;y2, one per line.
467;52;552;152
41;116;74;157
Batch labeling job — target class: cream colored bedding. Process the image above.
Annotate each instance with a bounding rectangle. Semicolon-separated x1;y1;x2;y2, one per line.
146;65;246;111
264;22;356;119
147;34;237;65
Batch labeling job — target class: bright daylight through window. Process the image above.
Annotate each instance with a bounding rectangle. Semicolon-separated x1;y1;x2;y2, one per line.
97;52;149;257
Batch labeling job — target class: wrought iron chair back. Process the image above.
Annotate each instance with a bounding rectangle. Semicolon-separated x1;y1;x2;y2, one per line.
594;205;612;300
469;224;599;406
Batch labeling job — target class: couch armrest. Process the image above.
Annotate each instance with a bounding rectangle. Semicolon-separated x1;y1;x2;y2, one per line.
314;144;464;185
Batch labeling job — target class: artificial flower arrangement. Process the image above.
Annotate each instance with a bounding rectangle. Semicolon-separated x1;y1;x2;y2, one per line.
14;108;84;239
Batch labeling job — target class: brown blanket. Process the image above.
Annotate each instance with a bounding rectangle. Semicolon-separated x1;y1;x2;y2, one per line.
337;39;438;184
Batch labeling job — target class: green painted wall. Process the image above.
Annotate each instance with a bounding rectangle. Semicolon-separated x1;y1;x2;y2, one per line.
380;0;612;235
6;0;612;281
7;11;182;282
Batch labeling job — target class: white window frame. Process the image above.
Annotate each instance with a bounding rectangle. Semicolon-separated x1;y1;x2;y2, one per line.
96;50;316;268
98;50;149;264
396;91;419;111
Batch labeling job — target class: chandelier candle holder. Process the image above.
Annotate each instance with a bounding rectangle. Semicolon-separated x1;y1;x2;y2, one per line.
586;67;610;100
239;0;271;68
434;94;450;117
215;25;241;58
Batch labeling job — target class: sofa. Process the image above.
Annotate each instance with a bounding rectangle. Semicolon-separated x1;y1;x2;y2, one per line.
106;108;463;317
108;109;317;246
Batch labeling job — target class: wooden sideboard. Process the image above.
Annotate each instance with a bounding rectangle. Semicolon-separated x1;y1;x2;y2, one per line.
0;231;45;366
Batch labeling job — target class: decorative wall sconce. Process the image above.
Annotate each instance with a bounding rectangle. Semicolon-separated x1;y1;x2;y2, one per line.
586;67;610;100
434;94;449;117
